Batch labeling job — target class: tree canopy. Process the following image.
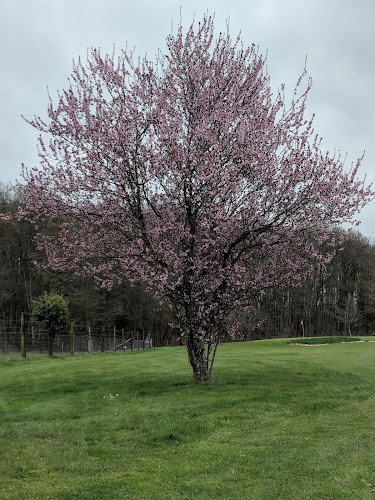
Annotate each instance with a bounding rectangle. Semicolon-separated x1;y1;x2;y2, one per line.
19;17;373;380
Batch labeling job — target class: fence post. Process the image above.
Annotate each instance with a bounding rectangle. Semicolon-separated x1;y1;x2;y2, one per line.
31;325;35;348
88;324;93;353
131;331;134;351
113;326;117;352
70;322;74;355
142;330;145;350
136;331;139;350
21;312;26;358
122;329;125;351
101;326;105;352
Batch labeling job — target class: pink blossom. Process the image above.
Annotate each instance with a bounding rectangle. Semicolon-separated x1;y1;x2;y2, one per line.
18;16;373;381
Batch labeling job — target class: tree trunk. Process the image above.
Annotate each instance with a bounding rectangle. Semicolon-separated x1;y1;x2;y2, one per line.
186;336;210;382
48;333;54;357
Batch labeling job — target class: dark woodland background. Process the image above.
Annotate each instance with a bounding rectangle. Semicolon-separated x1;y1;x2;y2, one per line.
1;182;375;346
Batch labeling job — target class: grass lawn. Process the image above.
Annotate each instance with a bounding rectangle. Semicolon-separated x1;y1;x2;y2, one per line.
1;338;375;499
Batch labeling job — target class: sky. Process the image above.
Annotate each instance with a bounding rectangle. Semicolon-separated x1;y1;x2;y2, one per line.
1;0;374;238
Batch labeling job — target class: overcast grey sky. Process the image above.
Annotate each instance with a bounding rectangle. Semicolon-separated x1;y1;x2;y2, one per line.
1;0;374;237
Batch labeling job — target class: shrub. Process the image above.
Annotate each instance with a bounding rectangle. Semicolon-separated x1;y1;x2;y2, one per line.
32;292;70;355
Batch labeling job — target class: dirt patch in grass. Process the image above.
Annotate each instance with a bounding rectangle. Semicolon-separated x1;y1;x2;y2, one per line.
288;336;363;346
291;343;329;346
292;340;375;346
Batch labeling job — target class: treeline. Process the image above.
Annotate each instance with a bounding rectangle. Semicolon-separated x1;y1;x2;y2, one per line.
0;184;176;347
241;232;375;339
1;182;375;342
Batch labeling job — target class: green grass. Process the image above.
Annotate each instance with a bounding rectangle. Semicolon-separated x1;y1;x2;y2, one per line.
1;339;375;499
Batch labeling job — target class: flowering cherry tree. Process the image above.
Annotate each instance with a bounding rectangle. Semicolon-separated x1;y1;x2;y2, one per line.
19;17;372;381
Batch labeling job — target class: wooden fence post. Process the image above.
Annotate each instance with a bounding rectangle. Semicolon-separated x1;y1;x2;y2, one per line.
142;330;145;350
88;324;93;353
101;326;105;352
122;329;125;351
31;325;35;348
21;312;26;358
70;321;74;355
113;326;117;352
136;331;139;350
